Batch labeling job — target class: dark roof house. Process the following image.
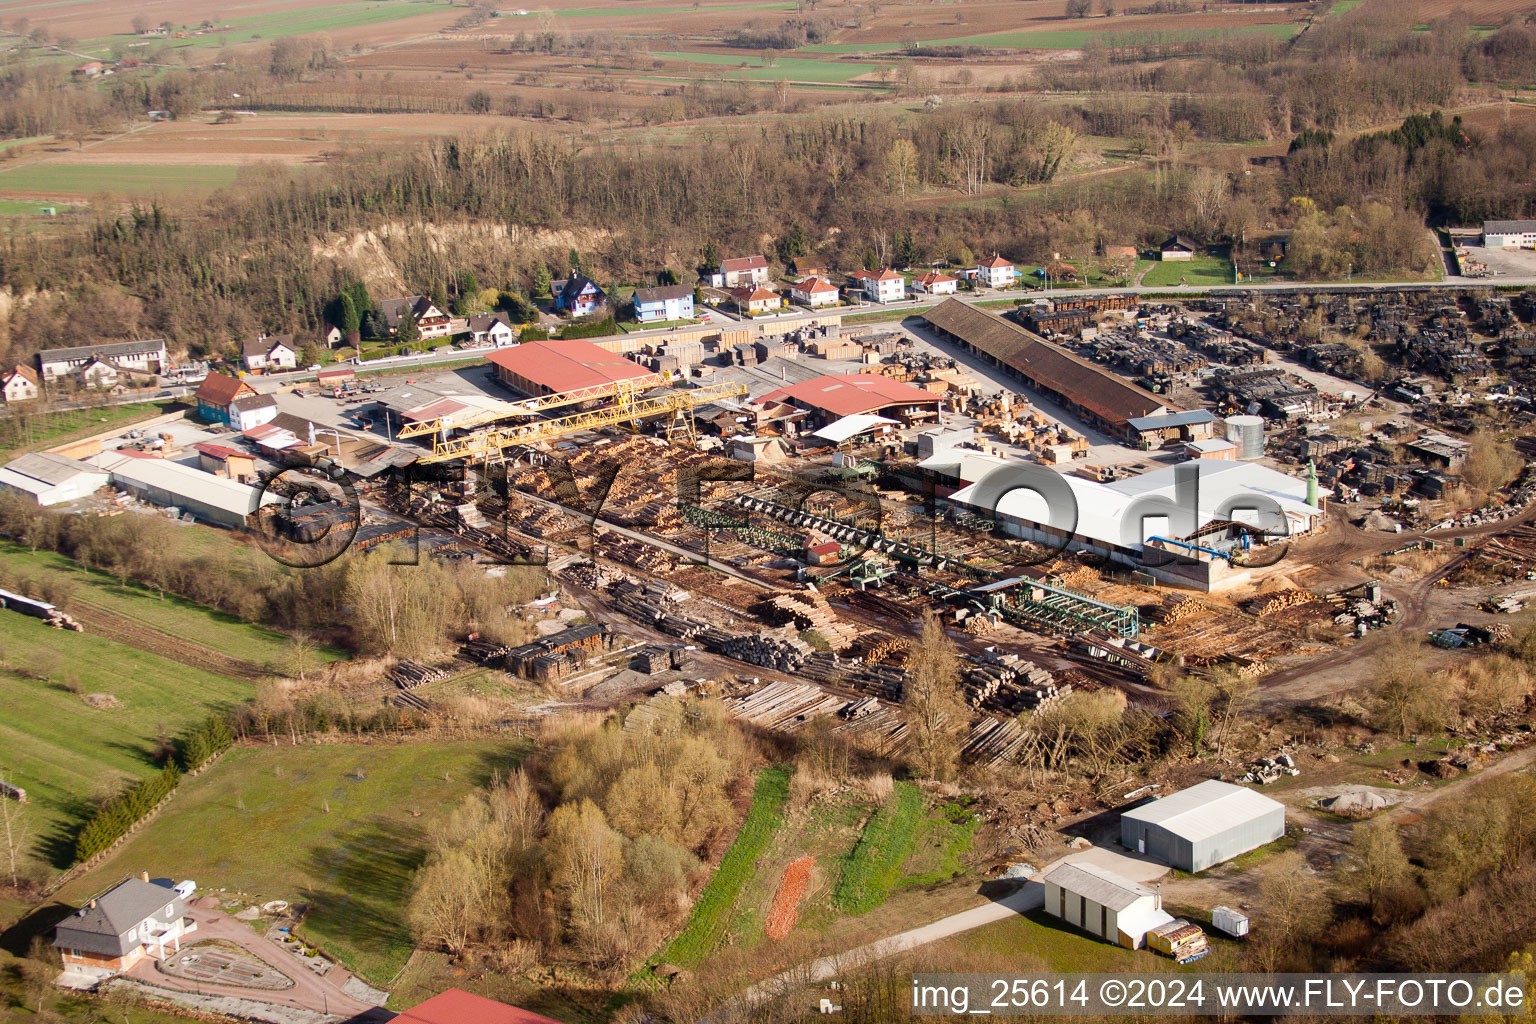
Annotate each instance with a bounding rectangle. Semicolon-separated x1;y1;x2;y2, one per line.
54;877;187;958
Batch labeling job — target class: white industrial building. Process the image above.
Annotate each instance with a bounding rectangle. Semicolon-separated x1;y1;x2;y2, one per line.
1120;779;1286;872
0;453;110;506
88;451;280;528
929;455;1328;590
1040;861;1173;950
1481;219;1536;248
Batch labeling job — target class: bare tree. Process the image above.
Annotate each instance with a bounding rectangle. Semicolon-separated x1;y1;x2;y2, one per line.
0;783;29;888
903;612;968;781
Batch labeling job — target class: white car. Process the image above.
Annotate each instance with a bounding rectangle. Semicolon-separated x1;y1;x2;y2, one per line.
173;880;197;899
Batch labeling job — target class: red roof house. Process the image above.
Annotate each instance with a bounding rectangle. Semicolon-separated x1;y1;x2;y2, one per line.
392;989;566;1024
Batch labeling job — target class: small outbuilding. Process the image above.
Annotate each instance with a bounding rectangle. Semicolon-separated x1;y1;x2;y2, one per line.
1040;861;1172;950
0;452;110;506
1120;779;1285;872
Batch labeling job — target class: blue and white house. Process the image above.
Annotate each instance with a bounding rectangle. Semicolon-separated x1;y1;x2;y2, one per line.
632;284;695;323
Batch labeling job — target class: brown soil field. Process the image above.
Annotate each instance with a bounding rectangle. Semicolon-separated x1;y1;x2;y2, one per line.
1402;0;1536;22
764;855;814;941
833;1;1304;45
37;113;550;167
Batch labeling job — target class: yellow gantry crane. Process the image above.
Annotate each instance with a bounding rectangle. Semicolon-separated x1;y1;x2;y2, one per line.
395;375;659;440
412;381;748;465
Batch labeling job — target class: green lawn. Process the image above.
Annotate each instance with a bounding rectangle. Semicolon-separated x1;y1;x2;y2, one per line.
0;543;341;669
52;741;523;985
0;399;177;459
648;51;876;82
833;781;924;915
619;318;703;332
1141;255;1236;288
0;613;252;875
0;163;240;196
0;198;74;216
649;765;792;969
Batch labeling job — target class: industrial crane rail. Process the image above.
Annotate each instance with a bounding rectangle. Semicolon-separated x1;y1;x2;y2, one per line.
395;375;663;439
412;382;747;464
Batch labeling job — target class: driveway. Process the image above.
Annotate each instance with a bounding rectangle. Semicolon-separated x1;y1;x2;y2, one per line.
120;906;379;1020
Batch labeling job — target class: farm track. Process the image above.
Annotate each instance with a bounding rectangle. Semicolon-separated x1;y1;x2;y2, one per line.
70;602;269;681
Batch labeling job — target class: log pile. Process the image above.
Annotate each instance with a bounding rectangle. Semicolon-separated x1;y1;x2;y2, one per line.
847;632;910;666
1253;589;1318;617
43;609;83;631
1156;597;1209;625
759;590;861;650
962;717;1027;767
391;659;448;689
460;638;513;665
962;654;1068;715
598;535;676;573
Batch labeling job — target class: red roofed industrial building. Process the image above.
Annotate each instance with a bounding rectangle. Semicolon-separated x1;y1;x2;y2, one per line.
388;989;565;1024
754;373;940;429
486;339;659;397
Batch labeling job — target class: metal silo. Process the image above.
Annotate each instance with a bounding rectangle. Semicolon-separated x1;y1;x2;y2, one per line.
1223;415;1264;460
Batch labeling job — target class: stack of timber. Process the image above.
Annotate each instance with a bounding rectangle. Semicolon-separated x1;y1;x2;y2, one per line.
847;632;910;666
460;637;514;664
1253;589;1318;617
963;654;1068;715
391;659;448;688
723;680;909;755
962;717;1028;768
759;590;861;650
799;650;905;700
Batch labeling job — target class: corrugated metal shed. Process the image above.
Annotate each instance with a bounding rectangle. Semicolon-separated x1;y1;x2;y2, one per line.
1040;862;1154;911
1121;779;1286;871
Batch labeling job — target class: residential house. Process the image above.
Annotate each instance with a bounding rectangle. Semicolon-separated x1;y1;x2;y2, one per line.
242;333;298;372
849;268;907;304
728;286;783;315
378;296;452;339
975;254;1015;289
230;394;278;432
466;312;517;346
632;284;695;323
790;277;840;308
912;271;958;295
37;340;166;383
2;365;39;403
73;61;106;78
552;274;607;317
719;255;771;288
1159;236;1196;261
194;442;258;484
55;875;192;981
789;257;829;280
314;323;344;349
78;358;140;391
194;372;257;426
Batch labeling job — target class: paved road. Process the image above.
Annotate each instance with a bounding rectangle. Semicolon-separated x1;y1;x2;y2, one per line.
741;882;1045;1005
121;906;379;1020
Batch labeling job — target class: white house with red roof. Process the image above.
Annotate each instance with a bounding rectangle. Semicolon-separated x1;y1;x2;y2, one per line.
976;254;1016;289
848;268;906;303
718;255;770;288
728;285;783;315
790;276;840;308
913;270;958;295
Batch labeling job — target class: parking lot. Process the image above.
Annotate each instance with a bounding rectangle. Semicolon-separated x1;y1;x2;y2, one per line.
1456;242;1536;278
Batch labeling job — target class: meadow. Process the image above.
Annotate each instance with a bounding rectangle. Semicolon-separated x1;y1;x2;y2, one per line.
1142;255;1237;288
0;612;252;874
52;740;524;985
0;163;240;197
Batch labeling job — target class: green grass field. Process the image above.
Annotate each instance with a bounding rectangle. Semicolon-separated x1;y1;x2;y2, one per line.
1141;255;1236;288
649;51;877;82
0;544;339;668
53;740;524;985
650;765;791;969
0;399;177;459
0;198;74;216
0;612;252;873
0;164;240;196
833;781;924;915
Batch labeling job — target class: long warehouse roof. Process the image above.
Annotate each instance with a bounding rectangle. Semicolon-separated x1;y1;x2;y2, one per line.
922;299;1175;428
486;339;659;393
1120;779;1284;844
